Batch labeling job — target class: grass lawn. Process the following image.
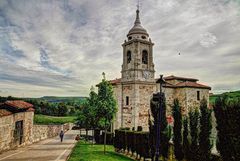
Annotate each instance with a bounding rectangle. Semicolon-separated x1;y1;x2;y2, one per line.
68;141;134;161
34;114;76;125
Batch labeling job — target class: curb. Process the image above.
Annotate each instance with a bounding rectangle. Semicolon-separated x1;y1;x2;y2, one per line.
65;141;78;161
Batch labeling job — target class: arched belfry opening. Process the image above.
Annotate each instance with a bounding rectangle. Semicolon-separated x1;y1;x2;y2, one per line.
142;50;148;64
127;51;131;64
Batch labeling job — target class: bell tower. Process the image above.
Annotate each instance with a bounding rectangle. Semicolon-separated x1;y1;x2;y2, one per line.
120;8;156;131
121;9;155;82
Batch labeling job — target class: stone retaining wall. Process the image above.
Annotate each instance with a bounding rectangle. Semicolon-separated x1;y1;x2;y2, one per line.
0;112;73;153
32;123;72;143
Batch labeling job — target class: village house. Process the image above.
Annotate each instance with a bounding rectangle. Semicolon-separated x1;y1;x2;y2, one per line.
0;100;34;152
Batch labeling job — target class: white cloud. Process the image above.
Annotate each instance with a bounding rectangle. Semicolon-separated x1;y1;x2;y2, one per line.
0;0;240;97
200;32;217;48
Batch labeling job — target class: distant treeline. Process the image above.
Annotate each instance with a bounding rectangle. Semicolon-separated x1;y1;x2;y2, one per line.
210;90;240;104
0;96;87;116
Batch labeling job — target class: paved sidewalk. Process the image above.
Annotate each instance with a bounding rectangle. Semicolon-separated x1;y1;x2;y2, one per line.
0;130;79;161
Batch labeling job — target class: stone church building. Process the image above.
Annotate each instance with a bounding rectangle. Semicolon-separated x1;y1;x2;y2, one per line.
110;9;211;131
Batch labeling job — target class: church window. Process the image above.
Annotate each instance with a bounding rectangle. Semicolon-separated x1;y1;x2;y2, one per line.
197;91;200;100
142;50;148;64
128;36;132;40
142;35;146;39
127;51;131;64
126;96;129;105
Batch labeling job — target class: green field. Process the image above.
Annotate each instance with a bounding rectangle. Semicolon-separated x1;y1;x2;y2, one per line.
210;90;240;104
34;114;76;125
68;141;134;161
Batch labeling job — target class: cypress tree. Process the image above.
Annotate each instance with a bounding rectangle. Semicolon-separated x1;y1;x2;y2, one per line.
182;117;190;160
214;96;240;161
189;109;200;161
149;97;158;160
159;95;170;161
148;93;170;161
172;99;184;161
199;98;212;161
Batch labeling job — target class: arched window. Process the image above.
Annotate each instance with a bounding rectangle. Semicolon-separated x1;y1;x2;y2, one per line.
127;51;131;64
142;50;148;64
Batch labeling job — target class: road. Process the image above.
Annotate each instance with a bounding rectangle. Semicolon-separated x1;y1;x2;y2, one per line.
0;130;79;161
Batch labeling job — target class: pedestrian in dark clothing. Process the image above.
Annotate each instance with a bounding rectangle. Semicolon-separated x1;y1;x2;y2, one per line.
60;130;64;142
75;134;80;141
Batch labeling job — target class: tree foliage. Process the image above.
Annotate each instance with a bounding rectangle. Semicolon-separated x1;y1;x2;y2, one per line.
182;117;190;160
97;75;117;153
214;95;240;161
149;93;170;161
199;98;212;161
172;99;184;161
189;109;200;161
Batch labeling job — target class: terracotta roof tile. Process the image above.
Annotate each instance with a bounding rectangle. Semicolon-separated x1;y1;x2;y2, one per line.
26;107;35;112
163;75;198;82
176;81;211;89
5;100;33;109
109;78;121;85
0;109;12;117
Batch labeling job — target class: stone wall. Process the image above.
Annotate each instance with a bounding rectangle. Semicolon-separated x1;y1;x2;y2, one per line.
0;111;34;153
0;115;13;152
0;112;72;153
113;82;210;131
32;123;72;143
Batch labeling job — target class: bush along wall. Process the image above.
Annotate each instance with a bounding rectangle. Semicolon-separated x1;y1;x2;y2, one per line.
101;131;114;145
113;129;151;160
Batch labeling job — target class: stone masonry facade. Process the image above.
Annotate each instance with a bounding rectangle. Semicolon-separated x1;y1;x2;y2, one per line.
110;9;211;131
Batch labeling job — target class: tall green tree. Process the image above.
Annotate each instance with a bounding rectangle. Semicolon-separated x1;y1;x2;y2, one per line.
172;99;184;161
182;117;190;160
76;109;86;138
214;96;240;161
97;72;117;154
148;93;170;161
159;95;171;161
86;86;99;144
189;109;200;161
199;98;212;161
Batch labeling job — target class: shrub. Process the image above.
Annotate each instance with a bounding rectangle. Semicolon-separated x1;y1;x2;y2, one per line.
94;129;101;144
101;131;113;145
114;129;150;160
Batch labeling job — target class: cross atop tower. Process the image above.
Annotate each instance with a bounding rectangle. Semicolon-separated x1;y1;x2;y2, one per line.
137;0;140;11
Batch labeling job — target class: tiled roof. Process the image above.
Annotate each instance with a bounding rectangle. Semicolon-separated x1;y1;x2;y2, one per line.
0;109;12;117
26;107;35;112
5;100;33;109
109;78;121;85
176;81;211;89
163;75;198;82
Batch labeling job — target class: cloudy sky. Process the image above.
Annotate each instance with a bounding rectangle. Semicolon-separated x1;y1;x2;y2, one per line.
0;0;239;97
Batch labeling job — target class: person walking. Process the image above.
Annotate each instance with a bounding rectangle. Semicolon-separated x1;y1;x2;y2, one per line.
75;134;80;141
59;130;64;142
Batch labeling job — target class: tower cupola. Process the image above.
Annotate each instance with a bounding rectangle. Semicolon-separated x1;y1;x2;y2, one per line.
127;9;149;41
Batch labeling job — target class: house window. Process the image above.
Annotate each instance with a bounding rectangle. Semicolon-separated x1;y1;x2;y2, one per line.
142;50;148;64
127;51;131;64
126;96;129;105
197;91;200;101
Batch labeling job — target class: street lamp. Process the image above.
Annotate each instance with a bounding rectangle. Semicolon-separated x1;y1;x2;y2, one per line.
155;75;165;161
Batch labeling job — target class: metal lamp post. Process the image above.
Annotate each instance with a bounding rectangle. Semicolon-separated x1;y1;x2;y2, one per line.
155;75;165;161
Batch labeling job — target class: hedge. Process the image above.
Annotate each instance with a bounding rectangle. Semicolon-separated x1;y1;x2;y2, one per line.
114;129;151;160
